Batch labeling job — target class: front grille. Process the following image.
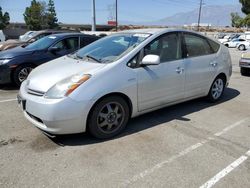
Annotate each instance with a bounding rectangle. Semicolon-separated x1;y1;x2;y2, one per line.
27;88;45;97
26;111;44;124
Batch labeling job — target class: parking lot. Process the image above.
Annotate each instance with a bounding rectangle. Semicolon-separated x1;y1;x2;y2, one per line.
0;48;249;188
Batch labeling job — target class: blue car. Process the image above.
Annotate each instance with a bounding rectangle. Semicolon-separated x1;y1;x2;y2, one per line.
0;33;99;86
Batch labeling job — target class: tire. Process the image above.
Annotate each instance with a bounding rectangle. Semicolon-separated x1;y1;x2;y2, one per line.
207;76;225;103
88;96;130;139
241;67;250;76
238;44;245;51
13;64;34;86
224;44;229;47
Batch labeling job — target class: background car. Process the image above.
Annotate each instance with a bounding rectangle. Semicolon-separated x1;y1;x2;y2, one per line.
239;52;250;76
0;30;6;42
0;33;99;86
0;30;80;51
236;41;250;51
223;38;250;50
18;29;232;139
19;31;35;42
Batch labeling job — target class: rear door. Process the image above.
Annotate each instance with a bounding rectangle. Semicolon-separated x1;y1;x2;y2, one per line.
182;32;218;98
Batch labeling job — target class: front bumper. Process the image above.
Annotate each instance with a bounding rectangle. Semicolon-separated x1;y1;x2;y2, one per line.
0;64;11;84
18;81;93;135
239;58;250;68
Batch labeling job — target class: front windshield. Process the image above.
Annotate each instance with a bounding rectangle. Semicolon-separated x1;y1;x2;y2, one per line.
25;35;58;50
75;33;151;63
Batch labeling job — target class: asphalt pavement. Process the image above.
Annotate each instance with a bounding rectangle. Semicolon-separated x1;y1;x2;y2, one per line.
0;48;249;188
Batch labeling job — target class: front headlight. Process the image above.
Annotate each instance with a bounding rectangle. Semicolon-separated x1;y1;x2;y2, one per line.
44;74;91;99
0;59;11;65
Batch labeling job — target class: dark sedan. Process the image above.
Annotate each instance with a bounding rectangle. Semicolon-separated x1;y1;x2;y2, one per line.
0;33;99;86
0;30;81;51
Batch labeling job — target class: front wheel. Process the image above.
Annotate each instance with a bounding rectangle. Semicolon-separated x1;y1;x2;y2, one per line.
88;96;130;139
207;77;225;102
13;65;34;86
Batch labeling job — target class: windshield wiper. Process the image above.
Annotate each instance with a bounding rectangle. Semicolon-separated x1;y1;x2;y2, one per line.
86;54;102;63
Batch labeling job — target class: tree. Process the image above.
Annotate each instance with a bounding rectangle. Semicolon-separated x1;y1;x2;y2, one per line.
239;0;250;15
244;14;250;27
239;0;250;27
0;7;10;29
231;12;244;28
46;0;58;29
23;0;47;30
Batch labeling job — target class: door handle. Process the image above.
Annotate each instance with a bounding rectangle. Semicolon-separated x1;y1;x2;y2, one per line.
176;67;184;74
210;61;218;67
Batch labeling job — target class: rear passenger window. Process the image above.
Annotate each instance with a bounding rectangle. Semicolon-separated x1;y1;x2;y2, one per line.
207;39;220;53
184;34;212;57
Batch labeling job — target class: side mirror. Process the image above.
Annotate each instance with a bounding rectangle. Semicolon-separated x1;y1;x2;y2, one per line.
48;46;60;53
141;55;160;66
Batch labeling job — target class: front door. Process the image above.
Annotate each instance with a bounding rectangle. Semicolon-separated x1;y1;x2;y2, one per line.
137;32;186;111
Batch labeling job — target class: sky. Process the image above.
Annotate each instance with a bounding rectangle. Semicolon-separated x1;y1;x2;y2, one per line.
0;0;240;24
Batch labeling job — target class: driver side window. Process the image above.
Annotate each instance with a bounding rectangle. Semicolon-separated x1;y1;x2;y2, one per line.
144;33;182;63
53;40;66;50
53;37;79;51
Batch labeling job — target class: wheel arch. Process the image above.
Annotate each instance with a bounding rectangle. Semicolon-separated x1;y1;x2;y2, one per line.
10;62;36;78
216;72;227;84
86;92;133;129
10;62;36;84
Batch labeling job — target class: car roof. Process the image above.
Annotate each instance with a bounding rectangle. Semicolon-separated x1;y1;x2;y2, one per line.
119;28;197;35
46;33;97;38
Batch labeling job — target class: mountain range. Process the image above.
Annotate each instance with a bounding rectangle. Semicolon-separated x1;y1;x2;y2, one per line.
120;4;244;26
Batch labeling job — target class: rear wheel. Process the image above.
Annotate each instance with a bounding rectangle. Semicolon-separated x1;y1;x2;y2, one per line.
238;44;245;51
241;67;250;76
88;96;130;139
13;64;34;86
207;76;225;102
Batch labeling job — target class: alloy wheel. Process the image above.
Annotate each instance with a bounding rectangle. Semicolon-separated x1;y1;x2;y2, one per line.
18;67;33;83
96;102;125;134
211;78;224;100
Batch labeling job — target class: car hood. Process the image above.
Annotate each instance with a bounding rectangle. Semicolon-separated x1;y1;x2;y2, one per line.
242;53;250;59
0;40;26;50
26;55;106;92
0;46;34;59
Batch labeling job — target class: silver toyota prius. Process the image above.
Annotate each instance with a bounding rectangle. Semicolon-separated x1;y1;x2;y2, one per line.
18;29;232;139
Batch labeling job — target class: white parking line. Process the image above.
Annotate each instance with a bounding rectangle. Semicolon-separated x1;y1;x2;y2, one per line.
200;149;250;188
122;118;248;186
0;99;17;103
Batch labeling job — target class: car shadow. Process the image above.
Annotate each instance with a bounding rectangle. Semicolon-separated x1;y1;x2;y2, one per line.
0;83;19;90
49;87;240;146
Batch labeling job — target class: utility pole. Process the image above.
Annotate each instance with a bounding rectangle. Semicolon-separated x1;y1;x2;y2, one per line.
197;0;203;32
92;0;96;31
115;0;118;31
